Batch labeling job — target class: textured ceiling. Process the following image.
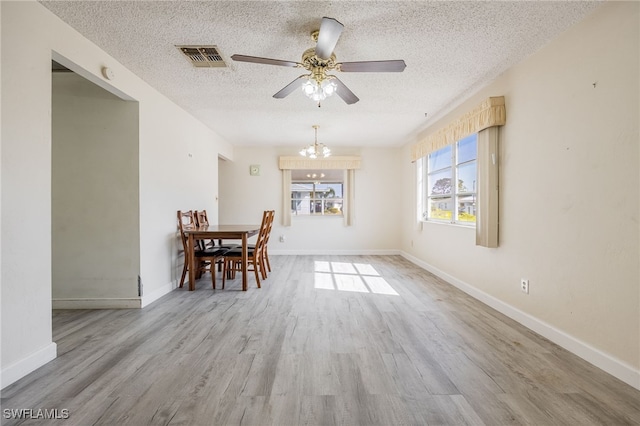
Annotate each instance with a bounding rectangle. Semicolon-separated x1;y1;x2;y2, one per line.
40;1;601;149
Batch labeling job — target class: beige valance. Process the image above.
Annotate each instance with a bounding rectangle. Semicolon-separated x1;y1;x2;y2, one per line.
411;96;506;161
278;156;361;170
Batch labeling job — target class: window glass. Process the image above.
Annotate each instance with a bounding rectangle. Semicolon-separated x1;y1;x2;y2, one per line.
457;162;477;193
291;173;344;216
428;145;452;171
428;171;453;196
457;134;477;164
422;134;477;225
429;197;453;220
457;195;476;223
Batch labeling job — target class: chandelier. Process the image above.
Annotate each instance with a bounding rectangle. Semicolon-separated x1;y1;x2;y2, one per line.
299;125;331;159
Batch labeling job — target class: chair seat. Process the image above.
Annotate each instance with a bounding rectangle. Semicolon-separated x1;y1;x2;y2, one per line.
194;247;229;258
224;247;256;258
219;243;240;249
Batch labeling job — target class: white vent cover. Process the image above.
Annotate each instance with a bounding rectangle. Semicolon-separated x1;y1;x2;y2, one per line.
177;45;227;68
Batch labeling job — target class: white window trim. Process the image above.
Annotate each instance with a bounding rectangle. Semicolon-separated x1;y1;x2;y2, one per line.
422;135;477;226
279;156;360;227
291;180;345;217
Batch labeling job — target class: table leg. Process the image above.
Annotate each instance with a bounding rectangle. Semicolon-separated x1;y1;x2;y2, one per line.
188;233;196;291
242;233;248;291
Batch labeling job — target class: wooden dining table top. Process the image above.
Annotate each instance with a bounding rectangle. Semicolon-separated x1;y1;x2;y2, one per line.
183;224;260;238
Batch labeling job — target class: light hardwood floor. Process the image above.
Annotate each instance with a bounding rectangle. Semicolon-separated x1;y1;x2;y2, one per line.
2;255;639;425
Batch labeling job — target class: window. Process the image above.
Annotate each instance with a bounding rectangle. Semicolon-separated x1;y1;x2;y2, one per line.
422;133;477;224
291;170;343;216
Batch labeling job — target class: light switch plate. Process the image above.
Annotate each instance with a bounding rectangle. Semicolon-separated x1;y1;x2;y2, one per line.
249;165;260;176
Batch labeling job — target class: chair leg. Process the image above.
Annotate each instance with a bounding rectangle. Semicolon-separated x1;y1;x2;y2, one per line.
196;261;204;280
253;258;261;288
211;261;216;290
221;263;225;289
222;259;228;288
264;248;271;272
179;259;188;288
232;261;239;279
259;255;267;280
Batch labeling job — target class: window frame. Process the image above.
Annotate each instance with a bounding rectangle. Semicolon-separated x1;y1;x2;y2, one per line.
291;176;344;217
421;133;478;226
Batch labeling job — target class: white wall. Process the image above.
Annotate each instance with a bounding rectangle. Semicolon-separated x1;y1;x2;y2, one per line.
401;1;639;388
52;72;140;304
219;146;402;254
1;1;233;388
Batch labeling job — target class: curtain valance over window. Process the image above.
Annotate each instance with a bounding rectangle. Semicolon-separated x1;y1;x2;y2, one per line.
411;96;506;162
278;156;361;170
279;156;361;227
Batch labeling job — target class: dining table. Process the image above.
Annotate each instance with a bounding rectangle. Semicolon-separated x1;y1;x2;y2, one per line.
184;224;260;291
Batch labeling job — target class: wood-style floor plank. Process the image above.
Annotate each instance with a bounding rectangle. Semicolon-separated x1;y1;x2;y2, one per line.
2;255;639;425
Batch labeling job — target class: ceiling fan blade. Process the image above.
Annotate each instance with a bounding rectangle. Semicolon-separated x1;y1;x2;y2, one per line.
315;17;344;60
231;54;300;68
339;60;407;72
273;76;306;99
332;77;359;105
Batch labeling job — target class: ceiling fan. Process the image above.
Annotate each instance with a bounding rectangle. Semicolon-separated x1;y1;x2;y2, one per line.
231;17;406;106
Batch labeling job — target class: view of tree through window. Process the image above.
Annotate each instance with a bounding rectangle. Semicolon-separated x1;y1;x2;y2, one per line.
291;177;343;216
423;134;477;224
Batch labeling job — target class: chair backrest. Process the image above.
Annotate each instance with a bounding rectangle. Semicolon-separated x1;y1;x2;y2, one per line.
195;210;209;227
177;210;197;253
263;210;275;246
253;210;272;253
178;210;195;229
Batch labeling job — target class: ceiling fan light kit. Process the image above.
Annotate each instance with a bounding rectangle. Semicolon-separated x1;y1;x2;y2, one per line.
301;77;337;103
231;17;406;106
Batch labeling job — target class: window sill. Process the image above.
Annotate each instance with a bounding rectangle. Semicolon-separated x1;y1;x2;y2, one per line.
421;219;476;229
293;214;344;219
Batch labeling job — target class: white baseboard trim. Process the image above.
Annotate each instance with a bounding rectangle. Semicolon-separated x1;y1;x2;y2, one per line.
52;298;141;309
400;251;640;391
141;281;176;308
1;342;57;389
269;249;401;256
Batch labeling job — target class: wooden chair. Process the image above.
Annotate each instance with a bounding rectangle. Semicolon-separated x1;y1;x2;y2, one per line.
261;210;274;273
247;210;274;275
222;210;271;289
178;210;199;276
177;210;228;289
194;210;214;250
194;209;208;227
195;209;240;252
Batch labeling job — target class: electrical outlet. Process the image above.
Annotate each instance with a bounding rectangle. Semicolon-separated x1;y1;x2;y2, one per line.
520;279;529;294
279;235;285;243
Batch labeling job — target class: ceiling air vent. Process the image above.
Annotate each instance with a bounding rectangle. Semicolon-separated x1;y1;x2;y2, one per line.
177;45;227;68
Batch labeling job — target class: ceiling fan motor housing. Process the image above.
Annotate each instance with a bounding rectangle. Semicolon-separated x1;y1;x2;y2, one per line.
301;48;337;83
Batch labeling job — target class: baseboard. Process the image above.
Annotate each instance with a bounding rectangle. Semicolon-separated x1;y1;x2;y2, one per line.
400;251;640;391
1;343;57;389
52;298;141;309
269;249;401;256
141;281;176;308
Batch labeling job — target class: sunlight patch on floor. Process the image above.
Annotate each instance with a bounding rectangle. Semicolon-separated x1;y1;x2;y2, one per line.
313;261;399;296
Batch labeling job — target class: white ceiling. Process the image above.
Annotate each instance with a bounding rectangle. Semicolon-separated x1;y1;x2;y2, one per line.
40;1;601;149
